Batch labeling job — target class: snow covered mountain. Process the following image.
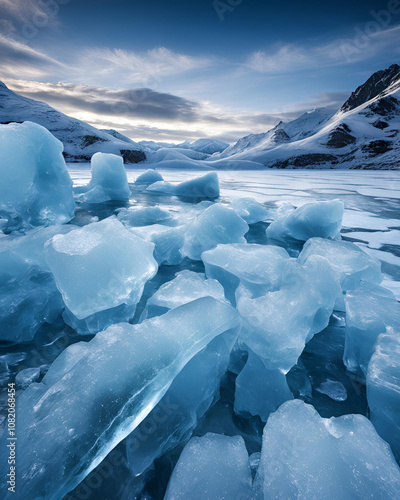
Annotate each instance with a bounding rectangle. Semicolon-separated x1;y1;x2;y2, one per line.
179;138;229;155
216;64;400;169
0;82;146;163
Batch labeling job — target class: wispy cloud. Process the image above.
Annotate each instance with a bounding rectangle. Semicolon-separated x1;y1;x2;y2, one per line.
246;24;400;73
0;34;64;78
76;47;214;87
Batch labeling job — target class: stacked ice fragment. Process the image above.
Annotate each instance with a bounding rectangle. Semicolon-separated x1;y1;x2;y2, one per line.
0;123;399;500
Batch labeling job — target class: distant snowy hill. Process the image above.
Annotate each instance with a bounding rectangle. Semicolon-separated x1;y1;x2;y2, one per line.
179;138;229;155
215;64;400;169
0;82;146;163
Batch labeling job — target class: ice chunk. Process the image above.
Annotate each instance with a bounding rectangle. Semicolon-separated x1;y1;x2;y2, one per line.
266;200;344;243
0;236;64;344
183;204;248;260
234;348;293;421
165;433;252;500
0;122;74;229
0;297;239;500
315;380;348;401
147;172;220;199
45;217;157;333
299;237;382;291
141;270;226;320
117;206;171;226
238;255;340;373
367;330;400;461
344;283;400;380
229;197;270;224
202;243;291;304
128;224;185;266
134;169;164;185
15;367;41;389
77;153;130;202
126;329;237;475
254;400;400;499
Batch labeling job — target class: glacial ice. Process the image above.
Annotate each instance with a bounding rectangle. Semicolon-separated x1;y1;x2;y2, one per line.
117;205;172;226
298;237;382;291
165;433;252;500
0;228;73;343
0;122;74;229
266;200;344;243
229;197;271;224
344;283;400;380
0;297;239;500
45;217;158;333
126;329;237;476
254;400;400;499
202;243;291;304
237;255;340;372
15;366;41;389
135;169;164;185
147;172;220;199
128;224;185;265
77;153;130;202
367;330;400;461
141;270;226;320
183;204;249;260
234;348;293;421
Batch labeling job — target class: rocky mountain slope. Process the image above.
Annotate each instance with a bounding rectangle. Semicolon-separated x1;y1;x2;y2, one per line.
216;64;400;169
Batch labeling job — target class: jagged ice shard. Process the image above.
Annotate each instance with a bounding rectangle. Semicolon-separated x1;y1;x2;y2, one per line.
0;297;239;500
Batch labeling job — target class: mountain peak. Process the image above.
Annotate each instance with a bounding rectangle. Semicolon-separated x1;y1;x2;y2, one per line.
341;64;400;112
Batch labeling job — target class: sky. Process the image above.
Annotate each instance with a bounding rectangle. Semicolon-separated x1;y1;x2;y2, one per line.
0;0;399;143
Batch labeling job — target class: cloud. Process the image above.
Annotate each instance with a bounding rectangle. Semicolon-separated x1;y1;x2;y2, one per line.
75;47;214;87
0;34;64;78
5;79;201;122
0;0;62;34
246;24;400;73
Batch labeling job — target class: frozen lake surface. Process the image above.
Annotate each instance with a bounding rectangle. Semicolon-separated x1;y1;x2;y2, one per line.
69;166;400;298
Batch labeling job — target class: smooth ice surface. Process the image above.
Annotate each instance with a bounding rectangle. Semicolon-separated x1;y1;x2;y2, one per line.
254;400;400;500
368;330;400;461
0;298;239;500
0;122;74;229
117;206;171;226
266;200;344;243
126;330;237;476
234;349;293;421
134;169;163;185
165;433;252;500
344;283;400;380
78;153;130;202
202;243;291;304
147;172;220;198
141;270;226;320
183;204;248;260
45;217;157;327
238;255;340;372
229;197;270;224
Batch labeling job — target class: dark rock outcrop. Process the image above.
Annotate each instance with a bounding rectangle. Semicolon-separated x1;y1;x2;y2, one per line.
341;64;400;112
326;125;356;148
